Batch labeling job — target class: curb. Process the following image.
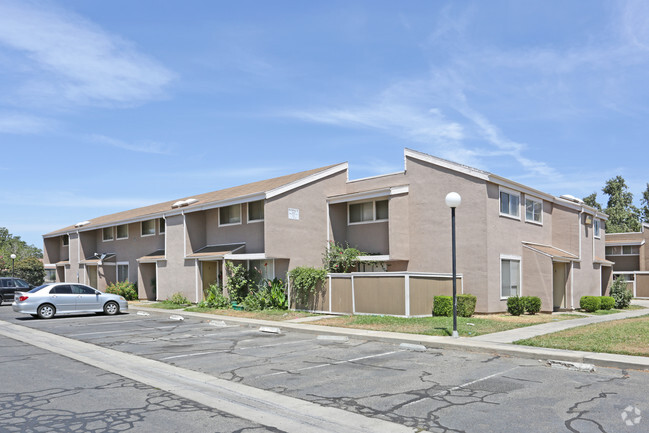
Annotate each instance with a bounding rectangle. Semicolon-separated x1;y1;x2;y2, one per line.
131;306;649;372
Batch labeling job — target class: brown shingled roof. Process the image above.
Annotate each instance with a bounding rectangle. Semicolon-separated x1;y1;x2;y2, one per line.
523;242;579;261
45;163;345;237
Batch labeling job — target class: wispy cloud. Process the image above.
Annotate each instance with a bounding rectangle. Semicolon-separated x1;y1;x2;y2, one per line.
0;0;174;108
0;112;55;134
89;134;171;155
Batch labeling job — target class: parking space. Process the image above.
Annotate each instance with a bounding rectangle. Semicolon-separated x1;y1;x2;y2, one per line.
2;307;648;432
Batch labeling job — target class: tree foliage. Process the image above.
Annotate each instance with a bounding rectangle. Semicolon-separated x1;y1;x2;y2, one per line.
0;227;43;282
601;176;641;233
641;183;649;223
582;193;602;211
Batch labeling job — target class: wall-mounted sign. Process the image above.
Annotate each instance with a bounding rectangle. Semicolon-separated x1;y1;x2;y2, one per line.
288;208;300;220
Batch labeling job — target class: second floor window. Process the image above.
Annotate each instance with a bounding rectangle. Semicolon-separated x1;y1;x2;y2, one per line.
500;190;520;218
219;204;241;225
349;199;389;224
525;198;542;223
116;224;128;240
248;200;264;222
141;220;155;236
102;227;114;241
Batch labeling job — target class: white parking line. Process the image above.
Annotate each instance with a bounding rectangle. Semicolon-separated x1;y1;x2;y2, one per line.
238;339;312;350
161;351;222;360
260;350;405;377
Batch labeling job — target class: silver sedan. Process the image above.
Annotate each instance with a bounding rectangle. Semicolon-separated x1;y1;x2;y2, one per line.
13;283;129;319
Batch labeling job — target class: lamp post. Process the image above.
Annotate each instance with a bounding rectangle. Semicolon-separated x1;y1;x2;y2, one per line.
10;254;16;278
445;192;461;338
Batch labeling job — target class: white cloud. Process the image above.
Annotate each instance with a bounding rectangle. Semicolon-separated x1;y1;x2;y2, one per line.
0;112;54;134
0;0;174;107
89;134;171;155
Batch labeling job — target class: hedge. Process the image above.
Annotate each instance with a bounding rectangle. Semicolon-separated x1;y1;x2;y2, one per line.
433;294;477;318
506;296;525;316
599;296;615;310
522;296;542;314
580;296;601;312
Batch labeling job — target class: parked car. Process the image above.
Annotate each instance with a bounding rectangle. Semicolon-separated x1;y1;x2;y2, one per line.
12;283;128;319
0;277;32;305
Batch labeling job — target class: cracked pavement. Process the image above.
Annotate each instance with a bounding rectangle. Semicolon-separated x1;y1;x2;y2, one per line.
1;308;647;432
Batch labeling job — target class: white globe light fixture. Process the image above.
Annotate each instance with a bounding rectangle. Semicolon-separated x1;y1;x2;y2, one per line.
445;192;461;338
10;253;16;278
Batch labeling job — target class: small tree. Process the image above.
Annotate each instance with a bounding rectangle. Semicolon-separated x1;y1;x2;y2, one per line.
14;257;44;286
323;241;366;273
602;176;641;233
225;262;250;303
610;277;633;309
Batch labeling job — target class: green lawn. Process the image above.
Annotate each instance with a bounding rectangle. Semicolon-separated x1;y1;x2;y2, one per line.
515;315;649;357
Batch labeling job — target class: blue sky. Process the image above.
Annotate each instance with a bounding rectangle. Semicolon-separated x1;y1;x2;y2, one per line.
1;0;649;248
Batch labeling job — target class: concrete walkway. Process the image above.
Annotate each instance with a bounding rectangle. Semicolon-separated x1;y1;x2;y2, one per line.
472;300;649;344
130;301;649;371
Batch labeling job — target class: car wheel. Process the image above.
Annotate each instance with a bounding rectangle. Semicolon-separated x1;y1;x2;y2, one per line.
37;304;56;319
104;301;119;315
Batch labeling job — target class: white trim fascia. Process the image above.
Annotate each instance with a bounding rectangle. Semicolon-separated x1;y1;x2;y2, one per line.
490;175;554;202
185;192;266;215
328;188;391;204
606;240;646;247
404;148;490;181
266;163;348;199
346;171;405;184
357;255;390;261
329;271;463;278
223;253;270;260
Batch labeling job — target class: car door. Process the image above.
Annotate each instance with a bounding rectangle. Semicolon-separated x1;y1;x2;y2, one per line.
48;285;76;313
72;284;102;312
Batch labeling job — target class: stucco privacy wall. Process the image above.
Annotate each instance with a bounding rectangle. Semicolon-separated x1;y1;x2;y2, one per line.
265;170;348;268
522;247;554;312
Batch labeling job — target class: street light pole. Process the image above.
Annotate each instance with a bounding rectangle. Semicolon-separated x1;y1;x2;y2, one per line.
10;253;16;278
445;192;461;338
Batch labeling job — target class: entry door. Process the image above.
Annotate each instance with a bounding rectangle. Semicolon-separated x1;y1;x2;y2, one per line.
87;265;98;288
553;263;566;311
202;261;217;296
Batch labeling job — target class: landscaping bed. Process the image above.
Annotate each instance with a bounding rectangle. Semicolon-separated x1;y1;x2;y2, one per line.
515;315;649;357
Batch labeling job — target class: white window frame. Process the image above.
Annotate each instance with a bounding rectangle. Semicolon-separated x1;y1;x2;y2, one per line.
348;199;389;225
159;218;166;234
141;220;156;237
117;262;129;283
500;254;522;299
247;259;275;281
593;218;601;239
606;245;640;256
247;200;265;224
116;224;129;240
61;234;69;247
102;227;114;242
218;204;242;227
524;196;543;225
499;187;521;220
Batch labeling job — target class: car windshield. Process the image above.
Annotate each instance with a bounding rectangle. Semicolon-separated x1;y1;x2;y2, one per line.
28;284;51;293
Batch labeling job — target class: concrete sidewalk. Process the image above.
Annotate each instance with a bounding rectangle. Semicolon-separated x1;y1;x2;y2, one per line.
130;301;649;371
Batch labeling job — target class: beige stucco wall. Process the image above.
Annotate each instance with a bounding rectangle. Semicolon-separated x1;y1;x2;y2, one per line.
551;205;579;256
43;237;61;265
522;248;554;312
346;221;389;255
157;215;197;302
266;170;348;267
203;205;264;253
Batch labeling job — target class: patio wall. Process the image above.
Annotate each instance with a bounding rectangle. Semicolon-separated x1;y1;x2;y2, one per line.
290;272;463;317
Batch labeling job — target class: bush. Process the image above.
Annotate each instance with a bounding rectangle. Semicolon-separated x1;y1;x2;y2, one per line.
610;278;633;309
600;296;615;310
580;296;601;312
14;257;45;286
242;278;288;311
167;292;190;305
288;266;327;305
225;262;251;303
522;296;542;314
457;294;477;317
506;296;525;316
106;281;138;300
432;296;452;316
198;283;231;309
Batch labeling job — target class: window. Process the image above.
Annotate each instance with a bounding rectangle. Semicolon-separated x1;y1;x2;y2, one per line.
102;227;114;241
525;197;542;224
594;219;601;238
501;258;520;298
50;285;72;294
159;218;165;234
606;245;640;256
219;204;241;225
117;263;129;282
500;189;520;218
141;220;155;237
44;269;56;283
248;259;274;284
62;234;69;246
349;199;389;224
116;224;128;240
72;285;96;295
248;200;264;222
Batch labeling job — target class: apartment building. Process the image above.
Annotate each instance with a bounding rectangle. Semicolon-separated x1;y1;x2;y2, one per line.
43;148;609;313
605;223;649;298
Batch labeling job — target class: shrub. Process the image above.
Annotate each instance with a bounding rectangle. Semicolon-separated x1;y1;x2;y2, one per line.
523;296;542;314
242;278;288;311
225;262;251;303
198;283;231;309
167;292;190;305
106;281;138;301
14;257;45;286
457;294;477;317
610;278;633;309
600;296;615;310
288;266;327;305
506;296;525;316
432;296;452;317
580;296;601;312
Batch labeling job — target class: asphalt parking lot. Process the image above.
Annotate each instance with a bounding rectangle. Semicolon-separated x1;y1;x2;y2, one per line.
2;307;648;432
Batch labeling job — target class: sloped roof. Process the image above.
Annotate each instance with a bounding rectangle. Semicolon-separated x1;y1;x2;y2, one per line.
522;242;579;261
45;163;346;238
137;249;166;263
186;243;245;259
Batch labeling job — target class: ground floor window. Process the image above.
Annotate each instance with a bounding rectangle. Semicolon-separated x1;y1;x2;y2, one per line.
248;259;275;284
501;258;520;298
117;263;129;282
44;268;56;282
